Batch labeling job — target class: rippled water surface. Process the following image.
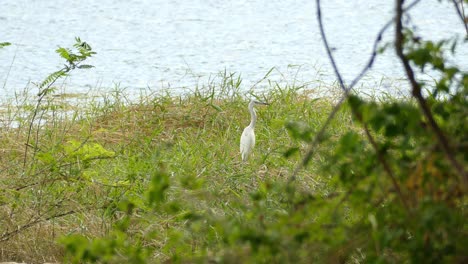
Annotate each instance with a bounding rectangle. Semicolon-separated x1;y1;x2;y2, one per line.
1;0;467;97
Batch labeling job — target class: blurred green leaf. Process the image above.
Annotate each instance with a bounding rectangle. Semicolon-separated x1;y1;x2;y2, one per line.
0;42;11;49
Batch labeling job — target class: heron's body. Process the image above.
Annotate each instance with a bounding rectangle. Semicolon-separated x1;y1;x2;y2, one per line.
240;125;255;162
240;100;268;162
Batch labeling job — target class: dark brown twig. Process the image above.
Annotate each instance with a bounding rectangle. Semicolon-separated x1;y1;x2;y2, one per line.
451;0;468;35
348;0;423;89
290;95;347;181
290;0;349;182
291;0;416;211
0;203;109;242
291;0;423;182
362;123;409;210
395;0;468;188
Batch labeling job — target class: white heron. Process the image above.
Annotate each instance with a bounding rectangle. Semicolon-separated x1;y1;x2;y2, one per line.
240;100;269;162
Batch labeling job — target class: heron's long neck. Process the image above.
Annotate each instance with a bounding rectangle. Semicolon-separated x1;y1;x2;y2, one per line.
249;104;257;128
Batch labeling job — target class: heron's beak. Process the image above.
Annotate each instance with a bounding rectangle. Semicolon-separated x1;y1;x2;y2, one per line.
254;100;269;105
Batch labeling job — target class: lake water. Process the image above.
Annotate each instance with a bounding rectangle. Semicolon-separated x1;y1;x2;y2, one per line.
1;0;467;98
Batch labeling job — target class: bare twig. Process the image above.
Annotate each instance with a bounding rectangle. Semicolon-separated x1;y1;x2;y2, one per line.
2;42;20;90
290;0;349;182
362;123;409;210
348;0;423;89
13;156;116;191
289;96;346;182
315;0;346;93
0;203;110;242
291;0;424;182
291;0;418;211
451;0;468;35
22;67;67;170
395;0;468;187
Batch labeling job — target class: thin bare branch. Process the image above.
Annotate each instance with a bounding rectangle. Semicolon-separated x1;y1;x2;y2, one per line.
349;0;423;89
362;123;409;210
291;0;416;211
451;0;468;35
395;0;468;188
290;96;346;181
22;66;67;170
290;0;349;182
291;0;424;182
0;203;109;242
315;0;346;93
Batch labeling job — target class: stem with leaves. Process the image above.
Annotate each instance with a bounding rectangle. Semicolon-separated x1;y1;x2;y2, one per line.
22;37;96;170
291;0;419;210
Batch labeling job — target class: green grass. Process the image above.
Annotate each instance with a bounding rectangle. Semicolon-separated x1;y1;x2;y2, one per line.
0;79;356;263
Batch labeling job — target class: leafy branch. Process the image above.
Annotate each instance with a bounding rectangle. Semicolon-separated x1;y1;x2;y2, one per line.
0;42;11;49
23;37;96;169
291;0;426;212
395;0;467;188
291;0;423;179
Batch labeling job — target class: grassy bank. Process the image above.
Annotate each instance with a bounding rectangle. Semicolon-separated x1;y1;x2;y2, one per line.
0;81;354;262
1;72;466;263
2;14;467;261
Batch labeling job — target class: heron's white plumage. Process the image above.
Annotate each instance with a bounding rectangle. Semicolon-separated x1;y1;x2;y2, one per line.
240;125;255;161
240;100;268;162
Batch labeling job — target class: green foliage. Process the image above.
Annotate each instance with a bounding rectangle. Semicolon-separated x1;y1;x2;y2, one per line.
64;140;115;163
146;167;170;206
346;93;466;262
56;25;464;262
0;38;106;263
285;120;314;143
1;3;467;264
0;42;11;49
39;37;96;91
61;225;151;264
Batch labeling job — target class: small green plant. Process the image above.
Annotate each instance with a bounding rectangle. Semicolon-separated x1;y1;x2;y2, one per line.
0;38;108;263
24;37;96;168
0;42;11;49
